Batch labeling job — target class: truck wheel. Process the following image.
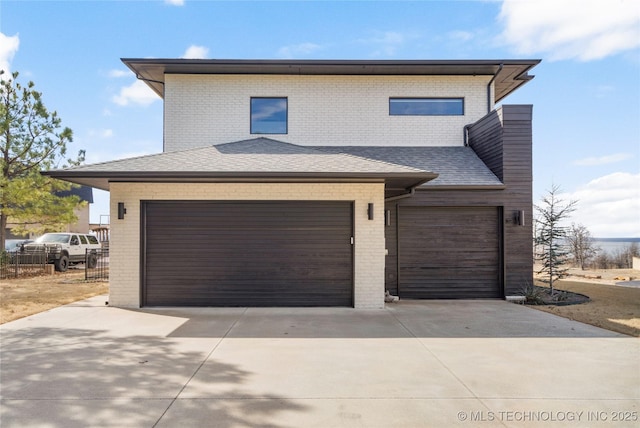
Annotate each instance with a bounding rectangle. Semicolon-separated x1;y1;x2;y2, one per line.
55;255;69;272
87;253;98;268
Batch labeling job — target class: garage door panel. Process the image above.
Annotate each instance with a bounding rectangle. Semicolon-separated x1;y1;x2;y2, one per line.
398;206;501;299
143;201;353;307
147;279;352;307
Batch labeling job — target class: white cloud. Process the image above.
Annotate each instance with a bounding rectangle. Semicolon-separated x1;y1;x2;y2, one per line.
569;172;640;237
498;0;640;61
108;69;129;78
277;43;323;59
181;45;209;59
112;80;159;106
357;30;418;57
573;153;633;166
0;32;19;78
448;30;474;43
88;128;114;139
165;0;185;6
594;84;615;98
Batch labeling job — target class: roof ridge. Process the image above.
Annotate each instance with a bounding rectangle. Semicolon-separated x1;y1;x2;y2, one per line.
313;146;432;173
214;137;330;155
65;145;214;170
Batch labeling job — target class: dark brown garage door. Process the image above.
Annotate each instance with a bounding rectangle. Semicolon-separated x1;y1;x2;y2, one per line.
398;206;502;299
142;201;353;307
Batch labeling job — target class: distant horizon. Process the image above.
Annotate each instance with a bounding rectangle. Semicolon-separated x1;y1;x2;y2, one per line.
592;237;640;242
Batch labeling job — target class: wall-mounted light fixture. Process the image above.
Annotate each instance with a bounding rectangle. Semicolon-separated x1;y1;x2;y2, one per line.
513;210;525;226
367;203;374;221
385;209;391;227
118;202;127;220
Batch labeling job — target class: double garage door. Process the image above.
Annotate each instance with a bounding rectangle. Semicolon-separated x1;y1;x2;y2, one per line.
398;206;502;299
142;201;353;307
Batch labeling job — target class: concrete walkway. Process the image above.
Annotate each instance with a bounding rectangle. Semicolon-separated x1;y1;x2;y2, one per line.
1;297;638;427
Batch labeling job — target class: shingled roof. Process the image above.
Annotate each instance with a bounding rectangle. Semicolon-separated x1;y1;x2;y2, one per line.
314;146;503;187
46;138;505;198
44;138;437;198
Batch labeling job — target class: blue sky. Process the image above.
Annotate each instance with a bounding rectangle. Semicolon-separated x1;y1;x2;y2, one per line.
1;0;639;237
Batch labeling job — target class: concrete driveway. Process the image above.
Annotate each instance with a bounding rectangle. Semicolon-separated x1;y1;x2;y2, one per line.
1;297;638;428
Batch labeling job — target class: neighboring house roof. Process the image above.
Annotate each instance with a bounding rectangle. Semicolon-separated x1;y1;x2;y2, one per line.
123;58;540;103
43;138;438;198
55;185;94;203
314;146;503;188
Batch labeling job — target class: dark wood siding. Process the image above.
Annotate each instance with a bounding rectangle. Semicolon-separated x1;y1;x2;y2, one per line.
142;201;353;307
397;206;501;299
385;105;533;297
469;105;533;294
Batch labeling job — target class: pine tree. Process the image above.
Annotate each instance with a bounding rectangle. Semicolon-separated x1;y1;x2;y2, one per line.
534;185;577;294
1;70;85;250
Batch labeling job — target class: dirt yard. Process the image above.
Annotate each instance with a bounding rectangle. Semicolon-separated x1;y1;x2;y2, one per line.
0;270;108;324
532;267;640;337
1;268;638;337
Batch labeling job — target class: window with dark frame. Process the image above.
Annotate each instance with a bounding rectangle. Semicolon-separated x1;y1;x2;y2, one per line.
250;97;288;134
389;98;464;116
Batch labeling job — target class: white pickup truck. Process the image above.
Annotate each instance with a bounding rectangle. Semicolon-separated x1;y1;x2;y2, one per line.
22;233;101;272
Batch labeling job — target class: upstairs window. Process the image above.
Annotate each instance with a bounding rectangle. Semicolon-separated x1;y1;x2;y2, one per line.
389;98;464;116
251;97;288;134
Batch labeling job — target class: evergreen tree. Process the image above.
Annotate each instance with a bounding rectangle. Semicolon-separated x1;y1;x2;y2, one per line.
1;70;85;250
534;185;577;294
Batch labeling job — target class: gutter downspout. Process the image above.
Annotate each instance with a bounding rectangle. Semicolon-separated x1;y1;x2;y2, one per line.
463;124;472;147
486;63;503;113
384;174;438;202
465;63;503;147
385;186;416;202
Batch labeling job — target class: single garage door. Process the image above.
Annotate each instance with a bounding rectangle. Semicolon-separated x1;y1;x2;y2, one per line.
142;201;353;307
398;206;502;299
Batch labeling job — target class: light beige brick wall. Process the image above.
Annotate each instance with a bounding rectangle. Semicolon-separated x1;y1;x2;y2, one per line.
164;74;490;151
109;182;386;309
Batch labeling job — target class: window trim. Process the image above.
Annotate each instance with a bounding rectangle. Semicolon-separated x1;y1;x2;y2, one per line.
389;97;465;116
250;97;288;135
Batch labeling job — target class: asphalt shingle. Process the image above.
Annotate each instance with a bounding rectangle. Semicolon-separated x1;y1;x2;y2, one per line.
314;146;502;187
48;138;503;191
64;138;430;175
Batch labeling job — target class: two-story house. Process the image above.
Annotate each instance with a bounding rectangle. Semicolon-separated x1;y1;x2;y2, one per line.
47;59;540;309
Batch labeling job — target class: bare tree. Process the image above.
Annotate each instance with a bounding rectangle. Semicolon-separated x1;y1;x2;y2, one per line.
567;223;598;270
592;242;640;269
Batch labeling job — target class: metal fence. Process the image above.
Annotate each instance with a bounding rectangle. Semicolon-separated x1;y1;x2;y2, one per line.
0;251;49;279
85;248;109;281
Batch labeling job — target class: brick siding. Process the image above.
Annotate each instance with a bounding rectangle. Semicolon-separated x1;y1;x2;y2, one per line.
109;182;385;309
164;74;490;151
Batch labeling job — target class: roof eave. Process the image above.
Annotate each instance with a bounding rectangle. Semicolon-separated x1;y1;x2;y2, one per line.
418;184;507;190
122;58;541;100
43;170;438;193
